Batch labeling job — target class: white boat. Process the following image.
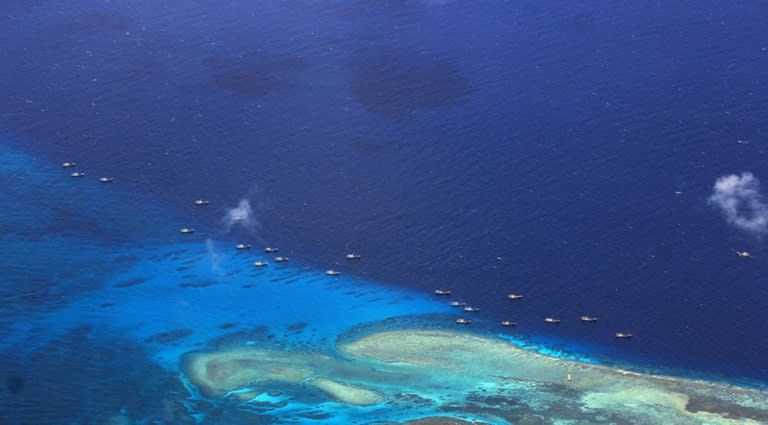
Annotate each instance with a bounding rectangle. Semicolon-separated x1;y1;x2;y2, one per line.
180;227;195;234
346;253;362;260
236;243;251;250
62;162;76;168
194;199;209;206
325;269;341;276
254;261;268;267
99;177;113;183
71;172;86;177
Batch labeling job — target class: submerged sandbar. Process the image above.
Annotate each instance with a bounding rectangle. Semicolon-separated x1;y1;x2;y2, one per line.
181;328;767;424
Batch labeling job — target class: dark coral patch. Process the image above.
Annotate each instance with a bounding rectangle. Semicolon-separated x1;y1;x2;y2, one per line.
297;411;332;420
207;326;273;350
179;279;218;288
396;417;492;425
145;329;193;344
686;394;768;422
287;322;308;332
0;325;172;424
114;277;147;288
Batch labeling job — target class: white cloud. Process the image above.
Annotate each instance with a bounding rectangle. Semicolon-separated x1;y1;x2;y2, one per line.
708;172;768;235
222;198;261;234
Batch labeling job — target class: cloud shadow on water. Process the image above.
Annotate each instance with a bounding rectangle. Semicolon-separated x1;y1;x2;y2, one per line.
319;0;425;21
203;52;307;99
62;11;138;33
347;47;473;120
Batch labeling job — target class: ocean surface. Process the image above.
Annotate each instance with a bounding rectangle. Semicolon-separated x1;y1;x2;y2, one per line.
1;0;767;423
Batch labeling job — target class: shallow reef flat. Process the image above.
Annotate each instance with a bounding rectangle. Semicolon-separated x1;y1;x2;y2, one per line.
182;328;767;425
341;329;768;424
392;418;491;425
182;348;326;398
308;376;385;406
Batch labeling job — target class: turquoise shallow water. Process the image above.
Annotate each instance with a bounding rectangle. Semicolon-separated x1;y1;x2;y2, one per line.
0;138;474;423
0;133;452;351
2;134;767;424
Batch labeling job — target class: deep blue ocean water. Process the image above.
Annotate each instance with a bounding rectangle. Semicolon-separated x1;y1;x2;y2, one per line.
1;0;767;423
